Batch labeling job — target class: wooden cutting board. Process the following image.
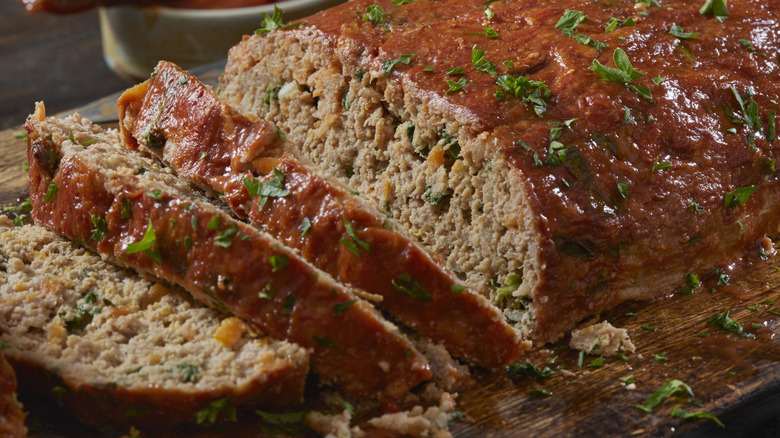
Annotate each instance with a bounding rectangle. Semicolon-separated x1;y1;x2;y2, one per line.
1;124;779;438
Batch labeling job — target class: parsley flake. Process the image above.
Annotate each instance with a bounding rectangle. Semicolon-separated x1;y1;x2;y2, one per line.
381;54;414;75
90;215;107;241
44;181;58;203
392;272;431;301
126;218;162;265
363;4;384;24
723;186;758;208
446;78;468;94
634;380;694;413
669;25;699;39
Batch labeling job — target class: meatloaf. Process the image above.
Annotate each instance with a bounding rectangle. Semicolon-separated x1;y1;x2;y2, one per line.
0;215;308;429
25;102;431;400
0;350;26;438
219;0;780;343
117;60;528;370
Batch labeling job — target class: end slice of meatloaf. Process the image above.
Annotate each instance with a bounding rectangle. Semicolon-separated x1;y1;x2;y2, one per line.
116;60;529;370
218;0;780;344
24;102;432;400
0;349;26;438
0;215;308;429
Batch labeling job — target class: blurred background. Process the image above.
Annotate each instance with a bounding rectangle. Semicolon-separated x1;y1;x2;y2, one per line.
0;2;133;130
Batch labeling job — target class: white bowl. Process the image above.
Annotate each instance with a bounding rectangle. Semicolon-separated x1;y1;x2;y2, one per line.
99;0;343;80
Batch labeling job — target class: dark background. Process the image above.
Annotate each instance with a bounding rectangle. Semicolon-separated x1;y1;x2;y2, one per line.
0;2;134;130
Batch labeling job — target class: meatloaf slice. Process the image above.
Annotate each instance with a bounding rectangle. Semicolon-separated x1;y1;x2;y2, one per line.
25;103;431;400
116;60;529;370
0;216;308;429
0;350;26;438
219;0;780;343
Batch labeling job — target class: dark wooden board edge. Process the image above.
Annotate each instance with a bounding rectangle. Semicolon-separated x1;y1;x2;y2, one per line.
1;124;779;437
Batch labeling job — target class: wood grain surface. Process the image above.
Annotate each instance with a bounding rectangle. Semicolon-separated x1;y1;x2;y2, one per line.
1;124;779;437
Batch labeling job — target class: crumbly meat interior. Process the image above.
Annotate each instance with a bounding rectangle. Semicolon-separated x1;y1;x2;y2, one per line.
220;31;540;338
0;216;308;400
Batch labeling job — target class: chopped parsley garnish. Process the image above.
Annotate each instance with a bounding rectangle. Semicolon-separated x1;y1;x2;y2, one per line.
505;362;555;380
207;216;222;230
2;199;31;213
214;225;238;248
723;186;759;208
688;199;705;212
282;293;295;315
451;284;470;294
259;283;274;299
496;75;551;117
126;218;162;265
254;6;305;32
120;197;132;220
446;67;464;75
484;26;499;38
44;181;58;203
313;335;336;346
340;217;370;256
573;34;609;50
634;380;694;412
622;106;635;125
554;9;586;36
620;374;635;384
641;325;658;332
363;4;384;24
617;181;629;198
381;54;414;75
651;156;672;173
588;357;606;368
146;190;164;200
472;46;497;76
590;48;652;100
90;215;107;241
424;185;450;205
300;217;312;237
669;25;699;39
446;78;468;94
654;353;668;361
256;410;310;436
605;16;636;32
528;388;552;397
392;272;431;301
268;254;290;272
196;397;237;424
423;65;435;72
333;299;357;315
518;140;543;166
392;0;414;4
709;310;754;338
699;0;728;21
243;169;291;209
484;7;494;19
671;407;724;427
177;363;199;383
555;10;608;50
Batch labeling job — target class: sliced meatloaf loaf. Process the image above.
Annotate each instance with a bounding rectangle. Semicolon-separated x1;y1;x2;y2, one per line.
0;350;26;438
0;215;309;429
117;60;529;370
24;103;432;400
219;0;780;343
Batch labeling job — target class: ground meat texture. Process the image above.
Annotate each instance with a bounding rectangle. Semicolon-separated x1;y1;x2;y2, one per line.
25;103;432;400
219;0;780;344
117;61;529;370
